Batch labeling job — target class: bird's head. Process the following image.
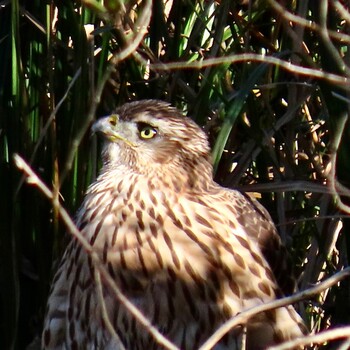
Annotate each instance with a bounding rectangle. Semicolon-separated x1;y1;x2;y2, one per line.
92;100;213;184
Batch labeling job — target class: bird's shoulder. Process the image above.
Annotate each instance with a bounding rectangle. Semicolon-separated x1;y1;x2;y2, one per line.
186;185;297;295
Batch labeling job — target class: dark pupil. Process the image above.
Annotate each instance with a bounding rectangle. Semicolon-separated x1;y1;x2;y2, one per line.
137;122;156;137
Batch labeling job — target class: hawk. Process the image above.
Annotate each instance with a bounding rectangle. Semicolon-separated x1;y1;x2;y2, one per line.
42;100;306;349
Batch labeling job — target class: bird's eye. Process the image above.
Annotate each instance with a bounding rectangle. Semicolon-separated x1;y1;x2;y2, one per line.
109;114;119;127
137;123;158;139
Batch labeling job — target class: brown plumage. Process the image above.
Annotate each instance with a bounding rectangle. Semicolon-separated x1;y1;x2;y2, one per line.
42;100;306;349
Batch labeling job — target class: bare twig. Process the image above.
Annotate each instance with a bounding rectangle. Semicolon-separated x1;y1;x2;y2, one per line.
318;0;350;76
94;269;126;349
151;54;349;87
13;154;179;350
329;113;350;214
268;0;350;44
199;267;350;350
269;326;350;350
332;0;350;24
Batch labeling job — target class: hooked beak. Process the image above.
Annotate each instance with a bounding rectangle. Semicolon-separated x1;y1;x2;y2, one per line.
92;114;136;147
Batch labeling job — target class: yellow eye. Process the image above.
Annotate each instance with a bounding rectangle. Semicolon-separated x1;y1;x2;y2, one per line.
138;124;158;139
109;114;119;126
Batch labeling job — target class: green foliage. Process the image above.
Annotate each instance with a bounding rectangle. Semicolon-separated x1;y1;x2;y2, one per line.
1;0;350;348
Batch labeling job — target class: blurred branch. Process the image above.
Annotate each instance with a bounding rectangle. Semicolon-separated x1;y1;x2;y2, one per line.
329;113;350;214
268;0;350;44
269;326;350;350
238;180;349;197
318;0;350;76
94;269;126;349
332;0;350;24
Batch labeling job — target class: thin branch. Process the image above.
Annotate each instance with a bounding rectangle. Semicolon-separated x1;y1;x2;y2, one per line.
199;267;350;350
151;54;349;87
276;214;346;227
332;0;350;24
238;180;328;195
268;0;350;44
269;326;350;350
13;154;180;350
94;269;126;350
318;0;350;76
329;113;350;214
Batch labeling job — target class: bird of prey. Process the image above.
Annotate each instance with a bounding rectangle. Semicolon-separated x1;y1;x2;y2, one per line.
42;100;306;349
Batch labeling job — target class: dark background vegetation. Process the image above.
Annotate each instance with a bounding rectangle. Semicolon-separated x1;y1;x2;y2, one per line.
1;0;350;348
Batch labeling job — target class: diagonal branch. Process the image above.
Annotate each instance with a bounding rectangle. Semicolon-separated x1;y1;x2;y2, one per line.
14;154;180;350
199;267;350;350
